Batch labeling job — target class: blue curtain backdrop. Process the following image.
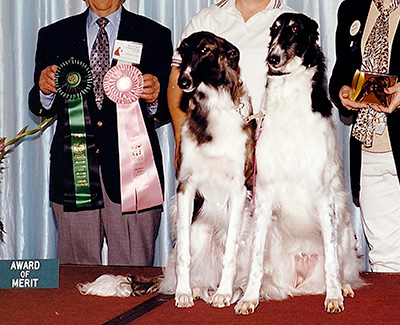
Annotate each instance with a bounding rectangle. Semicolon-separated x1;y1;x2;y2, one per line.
0;0;366;269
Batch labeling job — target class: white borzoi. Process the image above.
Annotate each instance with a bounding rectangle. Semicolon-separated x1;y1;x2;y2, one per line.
159;31;256;308
235;13;363;315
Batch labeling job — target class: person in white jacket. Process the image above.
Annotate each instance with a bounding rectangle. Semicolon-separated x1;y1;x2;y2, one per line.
168;0;294;161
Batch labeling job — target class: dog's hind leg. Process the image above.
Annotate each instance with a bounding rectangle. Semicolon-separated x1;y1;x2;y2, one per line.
339;218;363;298
212;183;247;308
235;192;274;315
175;181;196;308
189;221;218;302
341;283;354;298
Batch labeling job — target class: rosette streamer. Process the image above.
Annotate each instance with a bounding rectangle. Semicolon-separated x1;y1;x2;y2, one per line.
103;64;163;212
55;59;102;210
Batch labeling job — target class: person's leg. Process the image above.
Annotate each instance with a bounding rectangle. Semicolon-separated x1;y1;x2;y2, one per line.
126;207;162;266
52;203;103;264
360;151;400;272
100;188;162;266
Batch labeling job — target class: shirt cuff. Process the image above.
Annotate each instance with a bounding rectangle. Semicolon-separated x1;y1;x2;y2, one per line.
146;100;158;116
171;50;182;67
40;91;56;110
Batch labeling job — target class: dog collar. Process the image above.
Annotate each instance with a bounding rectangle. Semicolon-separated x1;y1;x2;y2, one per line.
245;111;265;123
235;99;264;124
268;70;291;76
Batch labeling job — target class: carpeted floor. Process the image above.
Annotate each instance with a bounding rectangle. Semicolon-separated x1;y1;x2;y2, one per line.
0;265;399;324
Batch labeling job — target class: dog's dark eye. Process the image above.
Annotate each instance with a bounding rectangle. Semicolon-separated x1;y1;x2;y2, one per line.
292;26;299;34
201;47;211;54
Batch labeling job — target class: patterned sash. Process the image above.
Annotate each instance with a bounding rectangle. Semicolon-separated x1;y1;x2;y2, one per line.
352;0;399;147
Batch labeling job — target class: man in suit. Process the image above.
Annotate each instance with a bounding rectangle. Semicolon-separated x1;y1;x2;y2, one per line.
329;0;400;272
28;0;173;266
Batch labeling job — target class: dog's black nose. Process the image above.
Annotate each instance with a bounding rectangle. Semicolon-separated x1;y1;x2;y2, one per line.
267;55;280;66
178;75;192;90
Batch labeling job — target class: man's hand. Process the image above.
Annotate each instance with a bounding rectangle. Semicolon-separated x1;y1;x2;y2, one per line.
141;74;160;104
39;65;58;95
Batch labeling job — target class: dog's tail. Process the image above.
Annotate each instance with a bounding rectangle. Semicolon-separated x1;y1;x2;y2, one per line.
77;274;161;298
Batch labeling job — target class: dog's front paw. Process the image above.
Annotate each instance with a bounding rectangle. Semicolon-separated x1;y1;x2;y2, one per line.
175;293;194;308
234;298;258;315
325;297;344;313
211;293;231;308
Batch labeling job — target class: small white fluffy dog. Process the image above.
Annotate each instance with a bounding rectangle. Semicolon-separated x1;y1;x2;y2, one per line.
235;13;363;315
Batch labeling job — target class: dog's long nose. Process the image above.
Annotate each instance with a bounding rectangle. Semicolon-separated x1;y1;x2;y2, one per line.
267;54;281;66
178;74;192;90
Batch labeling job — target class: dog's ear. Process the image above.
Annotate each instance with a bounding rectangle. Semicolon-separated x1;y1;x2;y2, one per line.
306;17;319;45
223;42;240;70
303;15;321;68
177;39;190;58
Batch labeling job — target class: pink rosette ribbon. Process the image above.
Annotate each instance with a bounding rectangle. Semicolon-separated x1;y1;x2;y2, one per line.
103;64;163;212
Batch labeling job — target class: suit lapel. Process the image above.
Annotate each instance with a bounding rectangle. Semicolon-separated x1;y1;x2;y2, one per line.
70;9;91;63
117;7;136;40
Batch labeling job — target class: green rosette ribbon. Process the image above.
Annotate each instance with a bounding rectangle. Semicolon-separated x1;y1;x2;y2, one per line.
55;59;94;209
55;59;93;99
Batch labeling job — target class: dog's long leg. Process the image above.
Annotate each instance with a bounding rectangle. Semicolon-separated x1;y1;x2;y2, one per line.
175;181;196;308
235;190;273;315
212;182;247;308
319;197;344;313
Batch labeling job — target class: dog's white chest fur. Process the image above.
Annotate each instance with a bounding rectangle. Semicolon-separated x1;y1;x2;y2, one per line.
180;84;249;202
256;63;337;230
